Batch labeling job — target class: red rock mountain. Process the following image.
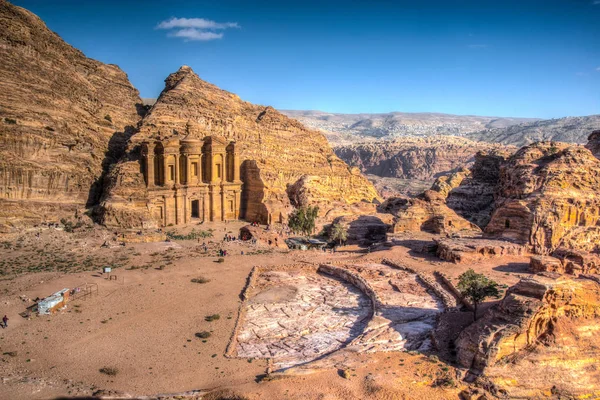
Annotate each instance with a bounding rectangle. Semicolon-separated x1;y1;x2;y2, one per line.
0;0;143;228
334;136;508;181
99;66;380;228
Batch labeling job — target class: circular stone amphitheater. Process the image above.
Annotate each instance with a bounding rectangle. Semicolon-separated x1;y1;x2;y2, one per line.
229;262;445;369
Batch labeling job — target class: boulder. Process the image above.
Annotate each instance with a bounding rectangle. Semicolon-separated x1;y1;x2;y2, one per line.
436;237;525;264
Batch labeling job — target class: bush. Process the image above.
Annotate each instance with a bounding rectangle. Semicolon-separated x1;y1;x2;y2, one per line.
288;205;319;237
216;258;225;263
104;114;112;123
205;314;220;322
45;126;55;131
195;331;211;339
191;276;210;284
329;222;348;244
99;367;119;376
4;118;16;124
457;269;500;321
166;229;213;241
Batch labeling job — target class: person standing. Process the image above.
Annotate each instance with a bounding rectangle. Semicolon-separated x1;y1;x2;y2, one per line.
2;315;8;328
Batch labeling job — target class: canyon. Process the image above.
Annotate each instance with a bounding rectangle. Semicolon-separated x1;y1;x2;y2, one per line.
0;1;599;399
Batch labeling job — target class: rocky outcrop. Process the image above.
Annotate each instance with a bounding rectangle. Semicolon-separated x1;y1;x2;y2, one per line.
334;136;504;181
99;66;380;228
456;274;600;397
484;142;600;254
445;149;514;227
586;129;600;159
331;213;394;245
436;238;526;264
380;190;481;235
0;1;142;228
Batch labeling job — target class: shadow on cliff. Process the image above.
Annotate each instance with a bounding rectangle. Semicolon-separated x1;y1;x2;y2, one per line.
390;239;441;261
348;215;389;248
493;262;529;273
85;125;137;208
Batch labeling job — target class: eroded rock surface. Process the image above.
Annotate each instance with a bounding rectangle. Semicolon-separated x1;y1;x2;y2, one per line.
436;238;526;264
234;263;444;368
381;190;481;235
99;66;380;228
334;136;503;181
234;268;371;368
445;149;513;228
0;1;142;228
456;273;600;398
485;142;600;253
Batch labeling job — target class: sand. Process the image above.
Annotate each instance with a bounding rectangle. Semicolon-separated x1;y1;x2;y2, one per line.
0;222;531;399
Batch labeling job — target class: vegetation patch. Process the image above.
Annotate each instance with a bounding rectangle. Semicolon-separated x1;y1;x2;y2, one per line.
99;367;119;376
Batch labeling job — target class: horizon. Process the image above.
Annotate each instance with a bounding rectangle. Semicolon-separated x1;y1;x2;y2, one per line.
11;0;600;119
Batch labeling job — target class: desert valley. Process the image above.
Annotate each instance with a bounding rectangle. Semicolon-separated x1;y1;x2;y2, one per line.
1;1;600;399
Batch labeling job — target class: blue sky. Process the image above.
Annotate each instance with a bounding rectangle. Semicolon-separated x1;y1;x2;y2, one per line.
13;0;600;118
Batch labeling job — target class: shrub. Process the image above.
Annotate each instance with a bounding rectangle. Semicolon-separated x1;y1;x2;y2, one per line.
166;229;213;241
457;269;500;321
216;258;225;263
195;331;211;339
104;114;112;123
288;205;319;237
191;276;210;284
329;222;348;244
205;314;220;322
99;367;119;376
4;118;17;124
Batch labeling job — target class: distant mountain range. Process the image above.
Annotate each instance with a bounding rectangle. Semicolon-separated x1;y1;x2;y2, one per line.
281;110;540;145
281;110;600;147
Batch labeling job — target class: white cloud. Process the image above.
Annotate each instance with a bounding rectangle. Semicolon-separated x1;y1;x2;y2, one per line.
157;17;239;42
157;17;239;30
596;67;600;71
593;1;600;5
169;28;224;41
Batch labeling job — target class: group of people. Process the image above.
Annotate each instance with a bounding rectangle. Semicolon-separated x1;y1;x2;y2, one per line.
223;234;238;242
218;249;228;257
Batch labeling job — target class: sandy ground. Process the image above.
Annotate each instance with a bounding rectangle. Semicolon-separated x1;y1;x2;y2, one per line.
0;222;532;400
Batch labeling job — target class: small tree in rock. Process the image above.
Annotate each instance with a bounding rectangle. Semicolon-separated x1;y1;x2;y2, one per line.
288;206;319;237
329;222;348;245
457;269;500;321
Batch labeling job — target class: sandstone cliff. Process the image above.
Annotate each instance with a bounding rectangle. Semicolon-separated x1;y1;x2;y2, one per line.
456;273;600;398
99;66;380;227
0;0;142;228
379;190;481;235
586;129;600;159
444;149;514;228
485;142;600;253
334;136;505;181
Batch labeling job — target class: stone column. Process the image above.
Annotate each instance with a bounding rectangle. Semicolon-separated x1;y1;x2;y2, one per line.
174;154;180;185
234;190;241;219
175;192;184;225
163;196;168;226
221;186;226;221
196;154;204;184
163;155;168;186
203;192;209;222
185;155;191;185
146;155;155;188
233;152;240;182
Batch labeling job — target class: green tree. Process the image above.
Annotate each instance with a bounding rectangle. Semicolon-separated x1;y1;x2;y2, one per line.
329;222;348;245
457;269;500;321
288;206;319;237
